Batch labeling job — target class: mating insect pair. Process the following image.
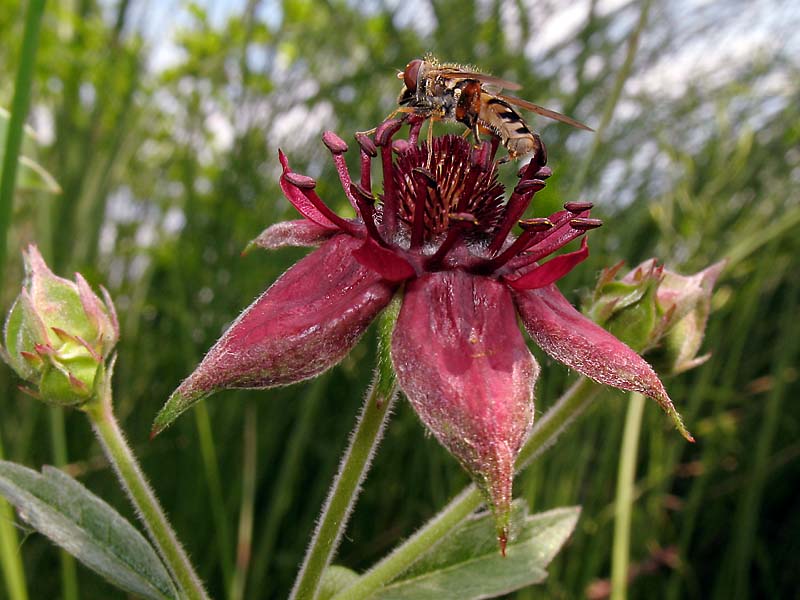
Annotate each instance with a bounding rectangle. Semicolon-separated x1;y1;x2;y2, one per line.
379;55;592;162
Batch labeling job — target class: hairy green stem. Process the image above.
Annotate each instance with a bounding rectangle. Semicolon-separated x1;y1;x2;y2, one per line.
333;377;601;600
289;299;400;600
611;392;646;600
85;385;208;600
48;408;79;600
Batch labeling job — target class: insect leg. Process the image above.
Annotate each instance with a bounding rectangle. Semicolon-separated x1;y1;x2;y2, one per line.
356;107;415;136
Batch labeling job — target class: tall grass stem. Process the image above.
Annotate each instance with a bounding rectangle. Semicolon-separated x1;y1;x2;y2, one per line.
0;4;47;598
0;0;46;284
194;401;234;589
230;403;257;600
248;377;326;593
570;0;651;196
724;272;799;597
611;392;646;600
0;438;29;600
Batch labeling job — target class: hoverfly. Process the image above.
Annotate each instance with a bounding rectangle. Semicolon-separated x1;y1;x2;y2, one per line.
394;56;592;160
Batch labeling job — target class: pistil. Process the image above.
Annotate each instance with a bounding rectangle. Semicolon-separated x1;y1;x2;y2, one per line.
425;213;478;270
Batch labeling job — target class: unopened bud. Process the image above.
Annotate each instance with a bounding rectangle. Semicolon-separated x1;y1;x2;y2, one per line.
2;246;118;407
586;258;724;374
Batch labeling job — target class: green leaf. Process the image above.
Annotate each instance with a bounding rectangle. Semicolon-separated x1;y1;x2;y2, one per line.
15;155;62;193
0;106;61;194
372;502;580;599
0;461;178;600
319;566;360;600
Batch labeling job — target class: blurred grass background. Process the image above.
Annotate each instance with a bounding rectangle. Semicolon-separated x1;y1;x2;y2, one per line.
1;0;798;598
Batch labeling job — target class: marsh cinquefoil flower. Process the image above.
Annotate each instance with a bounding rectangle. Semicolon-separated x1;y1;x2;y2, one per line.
155;119;688;548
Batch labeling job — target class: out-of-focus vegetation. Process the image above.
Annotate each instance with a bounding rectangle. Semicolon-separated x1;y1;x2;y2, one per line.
1;0;798;598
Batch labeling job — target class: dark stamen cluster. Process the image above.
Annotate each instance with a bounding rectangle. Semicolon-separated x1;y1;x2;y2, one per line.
392;136;505;240
283;116;601;280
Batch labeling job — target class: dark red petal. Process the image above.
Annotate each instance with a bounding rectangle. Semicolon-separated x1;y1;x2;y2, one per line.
169;235;395;414
392;271;539;538
278;150;339;228
513;284;692;440
351;237;416;283
247;219;339;252
505;237;589;290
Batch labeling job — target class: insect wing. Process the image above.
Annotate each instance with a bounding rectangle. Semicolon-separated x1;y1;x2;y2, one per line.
436;68;523;91
496;94;594;131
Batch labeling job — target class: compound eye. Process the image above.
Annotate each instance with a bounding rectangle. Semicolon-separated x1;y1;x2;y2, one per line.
403;59;422;92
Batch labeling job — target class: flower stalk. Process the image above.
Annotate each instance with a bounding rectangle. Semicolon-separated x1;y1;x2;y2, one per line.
289;297;400;600
84;374;209;600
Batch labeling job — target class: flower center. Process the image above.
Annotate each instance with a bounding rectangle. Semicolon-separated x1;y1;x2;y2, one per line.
392;135;505;241
281;118;601;281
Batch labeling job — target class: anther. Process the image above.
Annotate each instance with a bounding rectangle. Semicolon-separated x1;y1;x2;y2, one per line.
488;136;501;161
393;139;411;154
349;183;375;205
448;212;480;225
470;142;492;171
514;179;546;194
408;117;424;145
569;217;603;230
564;201;594;213
412;167;437;188
284;172;316;190
355;133;377;157
532;133;547;166
488;178;547;254
322;131;349;155
517;135;547;176
375;119;404;146
349;183;386;246
519;218;553;232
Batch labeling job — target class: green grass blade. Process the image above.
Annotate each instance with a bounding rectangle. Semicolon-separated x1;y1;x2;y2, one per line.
0;0;46;283
610;392;646;600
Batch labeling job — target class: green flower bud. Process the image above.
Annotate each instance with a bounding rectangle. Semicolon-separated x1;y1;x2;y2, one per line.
2;245;119;407
586;259;725;374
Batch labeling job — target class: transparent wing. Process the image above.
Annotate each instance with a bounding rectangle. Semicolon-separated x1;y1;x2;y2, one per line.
496;94;594;131
437;69;523;91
